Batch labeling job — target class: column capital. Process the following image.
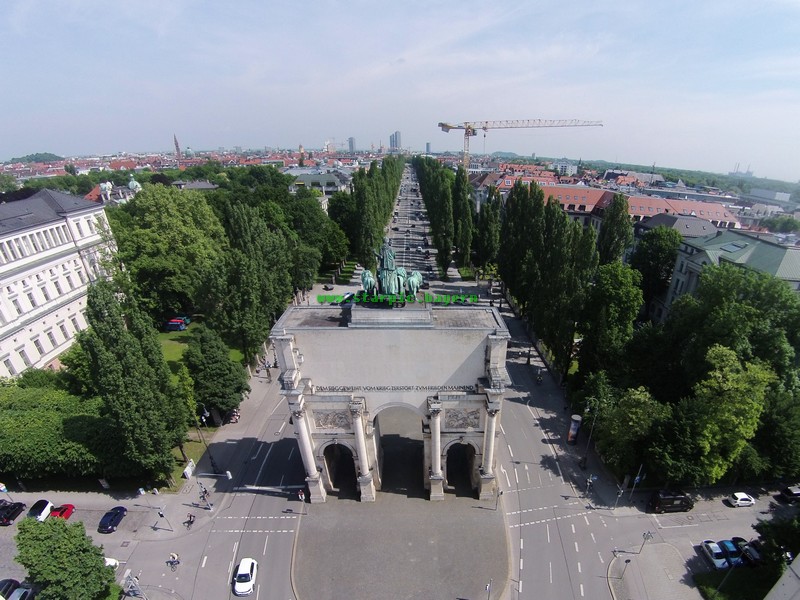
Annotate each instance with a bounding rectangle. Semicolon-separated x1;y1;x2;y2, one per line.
349;398;365;416
486;407;500;417
291;407;306;420
427;397;443;415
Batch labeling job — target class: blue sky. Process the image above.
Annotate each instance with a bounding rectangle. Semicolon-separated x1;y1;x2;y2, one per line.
2;0;799;182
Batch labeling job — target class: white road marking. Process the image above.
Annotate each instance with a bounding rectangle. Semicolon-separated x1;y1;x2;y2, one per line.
201;555;207;568
507;444;514;458
549;562;552;583
279;474;285;486
278;421;287;434
575;541;579;552
287;447;294;461
251;445;262;460
255;445;275;485
584;515;590;525
514;468;519;484
501;465;511;488
238;485;305;492
519;557;523;570
500;424;506;435
519;580;523;593
520;538;524;550
547;524;550;543
263;535;269;556
571;524;576;534
591;533;596;544
577;562;582;573
525;464;531;484
598;552;604;564
213;529;295;534
580;583;585;597
228;542;238;582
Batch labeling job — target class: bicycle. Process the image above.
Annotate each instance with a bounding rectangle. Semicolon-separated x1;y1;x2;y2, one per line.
185;514;195;530
168;554;180;571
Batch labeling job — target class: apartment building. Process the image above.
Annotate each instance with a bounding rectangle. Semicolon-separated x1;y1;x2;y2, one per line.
0;189;113;377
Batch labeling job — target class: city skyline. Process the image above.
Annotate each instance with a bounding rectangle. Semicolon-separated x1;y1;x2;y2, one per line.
2;0;799;182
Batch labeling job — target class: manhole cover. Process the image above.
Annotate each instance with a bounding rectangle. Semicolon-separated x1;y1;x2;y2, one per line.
121;541;131;547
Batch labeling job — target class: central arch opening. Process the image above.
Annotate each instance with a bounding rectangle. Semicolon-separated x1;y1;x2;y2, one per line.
446;443;476;498
374;406;425;498
323;444;358;499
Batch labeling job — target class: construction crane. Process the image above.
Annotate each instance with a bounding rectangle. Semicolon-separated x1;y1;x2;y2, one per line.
438;119;603;169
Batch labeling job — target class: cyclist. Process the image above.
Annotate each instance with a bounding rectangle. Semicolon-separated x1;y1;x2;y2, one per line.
169;553;180;564
186;513;195;528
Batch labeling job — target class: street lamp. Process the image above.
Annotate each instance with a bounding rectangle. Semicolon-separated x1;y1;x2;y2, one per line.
639;531;653;554
195;404;220;475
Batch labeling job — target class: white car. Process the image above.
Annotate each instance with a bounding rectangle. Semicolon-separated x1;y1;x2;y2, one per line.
233;558;258;596
728;492;755;507
701;539;730;570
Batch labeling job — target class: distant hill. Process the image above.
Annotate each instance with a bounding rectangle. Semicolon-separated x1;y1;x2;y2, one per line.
6;152;63;164
490;151;519;159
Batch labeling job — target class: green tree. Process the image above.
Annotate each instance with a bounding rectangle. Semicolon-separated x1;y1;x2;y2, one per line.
475;188;501;268
595;386;670;475
16;517;114;600
183;325;249;415
106;184;227;317
650;345;773;484
64;163;77;176
596;193;633;265
328;190;359;250
79;281;175;478
452;166;474;267
629;226;682;312
0;173;19;192
577;262;643;376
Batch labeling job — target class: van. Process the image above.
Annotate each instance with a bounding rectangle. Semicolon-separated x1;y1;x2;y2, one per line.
647;489;694;513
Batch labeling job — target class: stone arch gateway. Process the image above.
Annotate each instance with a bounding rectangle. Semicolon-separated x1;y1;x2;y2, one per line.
270;302;510;502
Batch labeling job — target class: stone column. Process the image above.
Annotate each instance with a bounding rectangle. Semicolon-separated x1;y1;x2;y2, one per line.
349;399;376;502
293;407;326;503
428;398;445;501
479;405;500;501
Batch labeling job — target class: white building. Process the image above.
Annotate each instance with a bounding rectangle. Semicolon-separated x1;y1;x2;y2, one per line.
0;189;113;377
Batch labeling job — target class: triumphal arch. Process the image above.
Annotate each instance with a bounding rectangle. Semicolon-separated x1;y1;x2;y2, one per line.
270;300;510;502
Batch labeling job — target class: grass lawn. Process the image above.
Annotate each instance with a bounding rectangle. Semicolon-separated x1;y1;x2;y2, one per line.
694;567;778;600
164;428;219;492
318;260;359;286
158;326;245;375
457;266;476;280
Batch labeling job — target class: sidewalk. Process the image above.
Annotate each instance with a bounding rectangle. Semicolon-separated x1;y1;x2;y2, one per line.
608;542;702;600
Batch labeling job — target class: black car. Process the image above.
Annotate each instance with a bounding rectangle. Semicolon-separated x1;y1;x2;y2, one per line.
0;502;26;526
779;485;800;503
0;579;20;598
98;506;127;533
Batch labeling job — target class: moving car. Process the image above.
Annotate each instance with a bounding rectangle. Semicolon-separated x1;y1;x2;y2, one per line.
49;504;75;520
0;502;26;526
779;485;800;503
647;490;694;513
98;506;127;533
728;492;755;507
27;499;54;522
233;557;258;596
701;539;730;570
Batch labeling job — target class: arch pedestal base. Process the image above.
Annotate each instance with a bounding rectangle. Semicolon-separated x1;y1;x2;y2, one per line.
429;474;445;501
478;473;496;501
308;476;327;503
358;473;376;502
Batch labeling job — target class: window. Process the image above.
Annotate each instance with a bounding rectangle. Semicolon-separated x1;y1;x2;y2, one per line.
75;221;84;236
0;243;9;262
26;292;37;307
40;286;50;302
578;205;586;212
59;323;69;339
12;299;22;315
18;349;32;367
65;275;74;289
3;358;16;376
53;280;63;295
47;331;57;347
70;316;81;332
77;270;86;284
87;218;96;233
33;339;44;356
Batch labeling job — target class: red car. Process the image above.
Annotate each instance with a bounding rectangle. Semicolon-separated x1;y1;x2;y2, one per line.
49;504;75;520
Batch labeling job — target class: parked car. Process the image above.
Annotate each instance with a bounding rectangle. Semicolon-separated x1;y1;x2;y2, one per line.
0;579;20;600
7;586;35;600
49;504;75;520
27;500;53;522
98;506;127;533
779;485;800;503
233;557;258;596
728;492;755;507
701;539;730;570
719;539;745;567
173;314;191;325
647;490;694;513
164;319;186;332
0;502;26;526
733;537;762;565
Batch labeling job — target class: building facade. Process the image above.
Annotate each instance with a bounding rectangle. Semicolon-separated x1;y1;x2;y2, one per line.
270;303;511;503
0;190;112;377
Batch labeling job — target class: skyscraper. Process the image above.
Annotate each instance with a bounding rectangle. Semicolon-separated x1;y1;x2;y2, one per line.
389;131;402;152
348;137;356;153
